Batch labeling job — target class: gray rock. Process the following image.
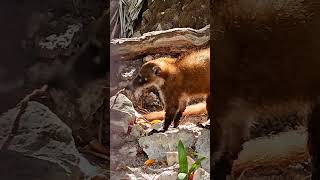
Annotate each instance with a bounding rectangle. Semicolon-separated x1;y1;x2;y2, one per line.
130;124;146;138
39;24;82;50
110;93;137;134
195;129;210;172
78;79;106;122
154;170;178;180
0;150;78;180
193;168;210;180
0;101;94;180
138;125;202;160
166;151;195;169
143;55;154;62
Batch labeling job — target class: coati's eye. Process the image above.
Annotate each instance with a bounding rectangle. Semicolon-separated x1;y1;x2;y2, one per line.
144;77;148;81
137;75;143;83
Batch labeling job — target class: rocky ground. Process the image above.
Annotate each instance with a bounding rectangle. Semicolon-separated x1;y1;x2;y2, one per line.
0;0;314;179
109;0;311;178
109;91;210;179
109;54;311;180
0;0;108;179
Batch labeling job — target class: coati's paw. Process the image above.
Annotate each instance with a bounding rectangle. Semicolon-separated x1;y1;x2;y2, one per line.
147;129;167;136
197;120;210;129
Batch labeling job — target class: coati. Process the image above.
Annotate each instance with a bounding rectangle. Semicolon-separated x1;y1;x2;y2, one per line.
127;48;210;133
210;0;320;179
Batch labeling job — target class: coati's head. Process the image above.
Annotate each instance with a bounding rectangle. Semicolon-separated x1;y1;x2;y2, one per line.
127;58;176;99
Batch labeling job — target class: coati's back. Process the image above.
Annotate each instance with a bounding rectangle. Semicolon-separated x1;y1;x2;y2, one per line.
176;48;210;95
131;48;210;96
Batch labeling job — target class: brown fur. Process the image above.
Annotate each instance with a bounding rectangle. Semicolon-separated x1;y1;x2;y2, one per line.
129;48;210;132
210;0;320;179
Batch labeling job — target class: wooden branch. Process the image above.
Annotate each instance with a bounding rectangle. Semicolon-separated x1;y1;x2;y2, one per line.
110;25;210;61
233;129;308;178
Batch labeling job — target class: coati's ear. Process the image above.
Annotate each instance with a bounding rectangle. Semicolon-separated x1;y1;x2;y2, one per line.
152;65;161;76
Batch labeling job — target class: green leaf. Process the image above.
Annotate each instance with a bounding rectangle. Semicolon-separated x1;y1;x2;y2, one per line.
191;152;202;158
188;157;206;174
177;173;188;180
177;140;188;174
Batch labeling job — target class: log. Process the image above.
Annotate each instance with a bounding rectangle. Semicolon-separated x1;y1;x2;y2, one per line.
110;25;210;61
233;129;309;178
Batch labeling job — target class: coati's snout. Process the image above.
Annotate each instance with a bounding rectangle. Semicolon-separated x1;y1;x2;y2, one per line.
126;62;164;98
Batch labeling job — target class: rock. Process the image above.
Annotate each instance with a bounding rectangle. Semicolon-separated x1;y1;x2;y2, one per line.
39;23;82;50
110;93;137;135
166;152;195;169
109;93;149;177
36;22;83;59
195;129;210;172
149;120;164;131
138;0;209;33
145;92;161;106
78;79;106;122
154;170;178;180
166;152;178;166
130;124;146;138
132;31;142;37
125;167;155;180
49;88;82;131
155;23;163;31
119;145;138;157
120;66;137;81
0;150;79;180
139;125;202;160
118;60;142;81
90;174;108;180
193;168;210;180
0;101;92;179
143;55;154;62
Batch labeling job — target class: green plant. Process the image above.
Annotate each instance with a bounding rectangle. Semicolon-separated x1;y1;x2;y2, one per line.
176;140;206;180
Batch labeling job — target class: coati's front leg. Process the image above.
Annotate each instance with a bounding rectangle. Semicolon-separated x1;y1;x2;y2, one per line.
308;100;320;180
162;95;181;131
148;96;181;135
173;101;187;128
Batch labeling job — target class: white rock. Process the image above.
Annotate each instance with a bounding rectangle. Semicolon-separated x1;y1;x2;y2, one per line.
126;167;155;179
110;93;137;133
155;170;178;180
143;55;154;62
166;152;178;166
139;125;202;160
39;24;82;50
119;145;137;157
110;93;136;116
195;129;210;172
193;168;210;180
0;101;92;179
130;124;146;138
166;152;195;169
149;120;164;131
